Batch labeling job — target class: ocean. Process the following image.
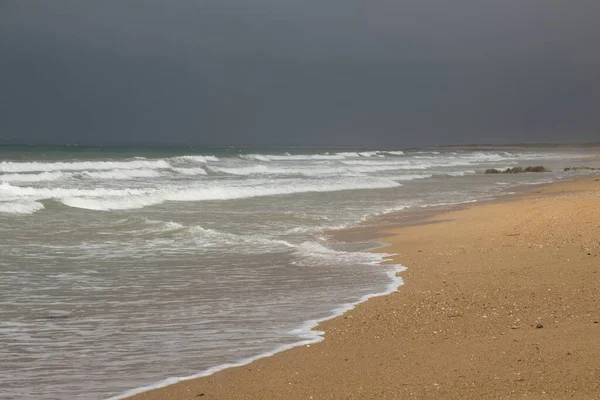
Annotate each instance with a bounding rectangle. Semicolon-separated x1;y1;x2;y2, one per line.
0;146;597;399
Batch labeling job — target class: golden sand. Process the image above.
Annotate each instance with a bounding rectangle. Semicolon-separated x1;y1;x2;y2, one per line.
129;177;600;399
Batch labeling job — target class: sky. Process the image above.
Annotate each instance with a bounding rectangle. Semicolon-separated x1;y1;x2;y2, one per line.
1;1;599;147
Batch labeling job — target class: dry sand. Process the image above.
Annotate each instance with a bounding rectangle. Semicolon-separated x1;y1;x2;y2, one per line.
129;177;600;400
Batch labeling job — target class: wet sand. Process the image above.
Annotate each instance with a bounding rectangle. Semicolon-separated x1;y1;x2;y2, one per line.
128;177;600;399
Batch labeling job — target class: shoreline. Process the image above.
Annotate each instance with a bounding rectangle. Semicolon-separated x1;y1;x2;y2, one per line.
124;176;600;400
111;195;490;399
109;262;406;400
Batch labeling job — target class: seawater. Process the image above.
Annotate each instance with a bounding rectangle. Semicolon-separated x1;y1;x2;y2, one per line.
0;146;596;399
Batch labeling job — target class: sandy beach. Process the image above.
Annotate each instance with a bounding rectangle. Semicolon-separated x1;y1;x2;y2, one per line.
128;177;600;400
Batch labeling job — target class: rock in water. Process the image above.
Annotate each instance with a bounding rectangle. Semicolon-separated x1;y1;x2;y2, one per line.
485;166;550;174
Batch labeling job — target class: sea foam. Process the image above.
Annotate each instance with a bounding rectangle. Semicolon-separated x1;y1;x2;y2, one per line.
0;200;45;214
0;159;171;173
107;250;405;400
0;177;402;212
0;171;68;182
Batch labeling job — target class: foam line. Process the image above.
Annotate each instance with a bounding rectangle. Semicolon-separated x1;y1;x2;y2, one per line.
107;261;405;400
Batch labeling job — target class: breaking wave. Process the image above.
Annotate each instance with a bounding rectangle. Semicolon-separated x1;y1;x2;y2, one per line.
170;155;219;163
0;177;401;212
209;164;418;176
0;200;45;214
0;159;172;173
239;150;404;162
0;171;67;182
80;169;162;180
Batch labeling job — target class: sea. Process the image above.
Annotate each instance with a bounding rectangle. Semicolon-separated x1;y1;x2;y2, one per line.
1;145;598;399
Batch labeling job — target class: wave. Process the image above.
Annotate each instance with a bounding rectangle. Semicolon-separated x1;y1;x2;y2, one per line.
108;254;405;400
419;199;478;208
170;155;219;163
185;225;295;250
0;200;45;214
391;174;433;181
59;195;162;211
80;169;162;180
0;183;148;198
0;177;401;212
239;151;395;162
239;154;272;162
0;166;207;182
341;160;412;166
170;167;208;176
357;151;383;157
209;164;410;176
208;165;286;175
115;218;188;237
239;150;407;162
292;241;386;267
0;159;171;173
0;154;218;175
0;171;67;182
443;170;476;177
81;218;296;258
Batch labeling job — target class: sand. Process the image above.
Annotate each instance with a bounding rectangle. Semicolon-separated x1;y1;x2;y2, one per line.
128;177;600;399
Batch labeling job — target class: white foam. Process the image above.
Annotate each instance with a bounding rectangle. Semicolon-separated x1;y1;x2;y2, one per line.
60;195;163;211
159;178;401;204
171;155;219;163
0;171;67;182
239;154;272;162
0;159;171;173
354;151;381;157
240;150;408;162
171;167;208;175
130;218;291;249
292;241;386;267
443;170;476;177
0;177;401;211
341;159;411;166
185;225;295;249
80;169;162;180
0;183;147;198
332;151;360;157
240;152;355;162
420;199;478;208
308;153;348;160
107;253;405;400
392;174;433;181
210;164;411;176
357;204;413;222
209;165;283;175
0;200;45;214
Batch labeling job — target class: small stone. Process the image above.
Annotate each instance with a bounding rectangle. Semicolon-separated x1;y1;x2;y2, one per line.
594;321;599;324
536;322;544;329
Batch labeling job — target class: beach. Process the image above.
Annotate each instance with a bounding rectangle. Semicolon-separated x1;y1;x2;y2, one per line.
128;176;600;399
2;147;599;399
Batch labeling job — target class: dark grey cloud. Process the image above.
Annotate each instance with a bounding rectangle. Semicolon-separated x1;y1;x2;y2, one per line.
1;1;599;147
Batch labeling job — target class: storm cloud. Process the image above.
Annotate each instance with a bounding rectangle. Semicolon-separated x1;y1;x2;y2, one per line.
1;1;599;147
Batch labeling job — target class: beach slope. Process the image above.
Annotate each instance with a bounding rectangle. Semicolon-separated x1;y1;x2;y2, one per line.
129;177;600;399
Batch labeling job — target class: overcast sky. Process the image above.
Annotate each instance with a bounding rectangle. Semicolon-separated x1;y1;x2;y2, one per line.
1;1;599;147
